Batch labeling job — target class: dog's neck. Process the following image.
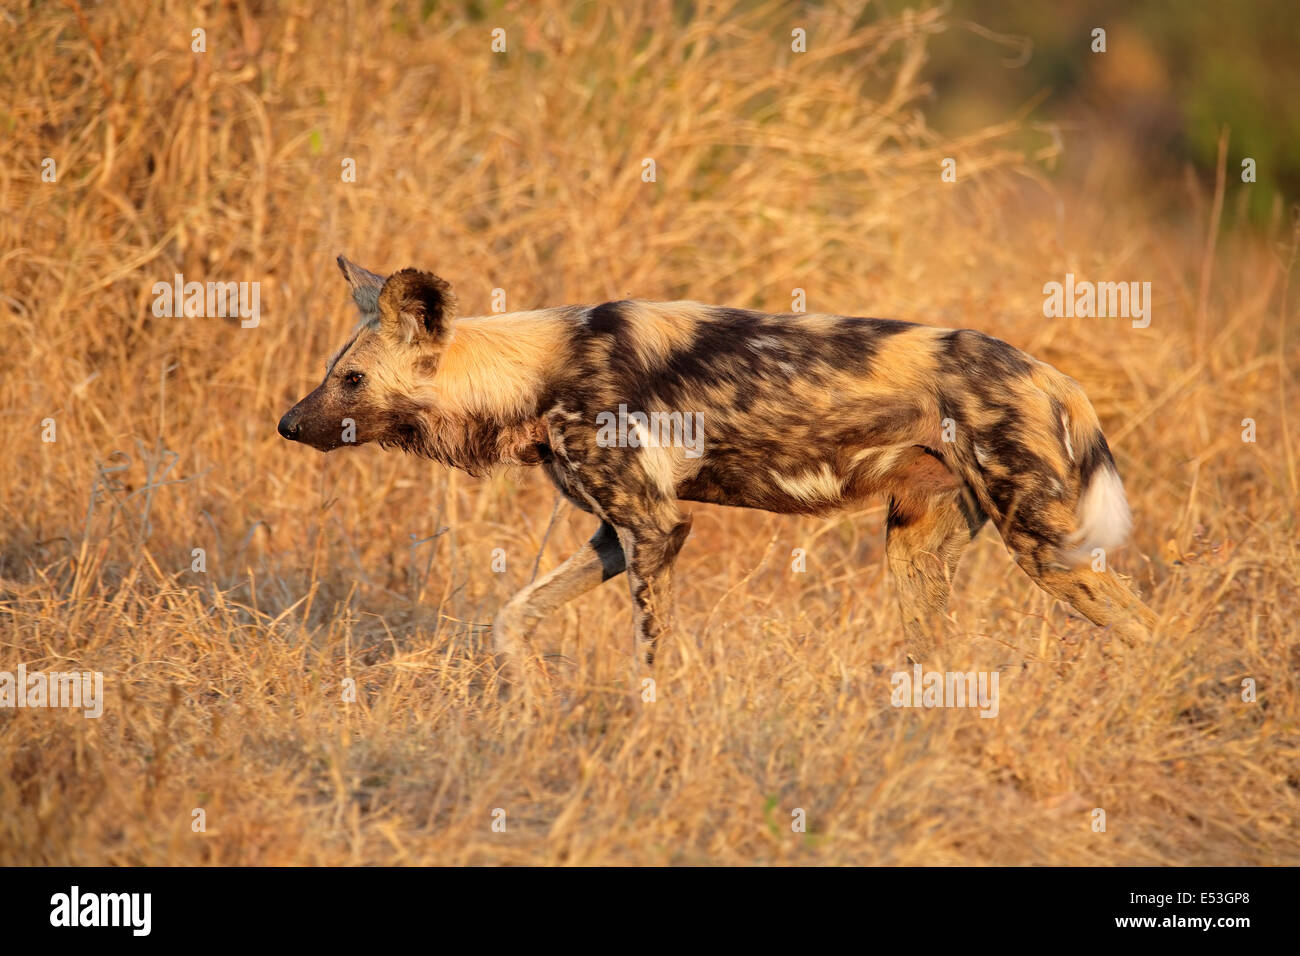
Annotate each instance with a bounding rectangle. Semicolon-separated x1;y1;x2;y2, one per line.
382;410;550;477
386;310;574;475
431;310;573;419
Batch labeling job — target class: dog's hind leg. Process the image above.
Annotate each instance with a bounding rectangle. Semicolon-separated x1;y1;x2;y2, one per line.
886;488;987;663
1005;536;1156;651
492;521;625;682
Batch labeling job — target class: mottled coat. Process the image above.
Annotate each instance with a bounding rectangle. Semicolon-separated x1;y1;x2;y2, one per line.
279;259;1155;676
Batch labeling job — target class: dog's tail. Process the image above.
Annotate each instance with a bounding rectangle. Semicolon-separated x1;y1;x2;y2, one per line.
1032;365;1133;563
939;338;1133;567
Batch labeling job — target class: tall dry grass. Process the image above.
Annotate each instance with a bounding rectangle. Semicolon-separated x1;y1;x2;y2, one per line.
0;0;1296;864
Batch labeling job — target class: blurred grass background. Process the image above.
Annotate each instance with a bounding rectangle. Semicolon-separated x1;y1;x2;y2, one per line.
0;0;1296;864
928;0;1300;222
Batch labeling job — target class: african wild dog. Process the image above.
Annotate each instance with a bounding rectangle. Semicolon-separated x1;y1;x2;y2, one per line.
279;257;1156;678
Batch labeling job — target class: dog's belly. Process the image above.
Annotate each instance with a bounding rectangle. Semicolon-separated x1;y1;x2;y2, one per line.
676;442;961;516
677;463;842;515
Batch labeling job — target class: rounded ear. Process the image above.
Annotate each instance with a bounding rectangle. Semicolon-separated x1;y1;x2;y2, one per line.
336;255;386;315
377;268;458;343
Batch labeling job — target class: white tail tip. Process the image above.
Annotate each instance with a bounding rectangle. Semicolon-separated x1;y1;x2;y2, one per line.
1066;465;1132;563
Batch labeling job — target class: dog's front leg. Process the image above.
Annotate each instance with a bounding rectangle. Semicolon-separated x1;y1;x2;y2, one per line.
492;521;625;683
613;513;693;666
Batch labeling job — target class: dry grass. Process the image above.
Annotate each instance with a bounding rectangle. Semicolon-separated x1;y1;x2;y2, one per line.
1;0;1297;865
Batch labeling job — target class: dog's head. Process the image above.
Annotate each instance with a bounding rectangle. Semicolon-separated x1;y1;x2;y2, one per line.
277;257;457;452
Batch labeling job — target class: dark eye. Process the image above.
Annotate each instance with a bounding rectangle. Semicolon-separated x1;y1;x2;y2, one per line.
343;371;365;388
